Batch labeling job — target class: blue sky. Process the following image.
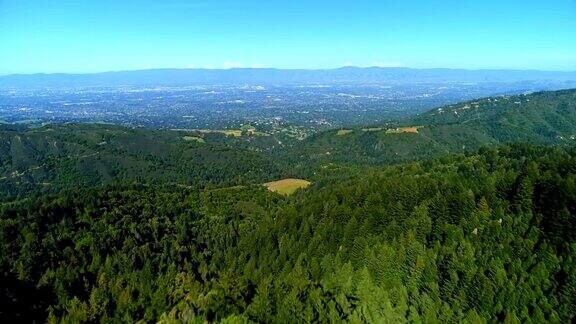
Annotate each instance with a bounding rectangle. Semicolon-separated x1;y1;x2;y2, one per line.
1;0;575;74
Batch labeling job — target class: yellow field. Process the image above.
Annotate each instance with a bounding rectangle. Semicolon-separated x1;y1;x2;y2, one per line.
221;130;243;137
190;128;269;138
336;129;353;136
264;178;312;195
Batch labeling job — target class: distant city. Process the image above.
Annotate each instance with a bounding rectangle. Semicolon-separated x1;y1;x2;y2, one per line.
1;68;575;135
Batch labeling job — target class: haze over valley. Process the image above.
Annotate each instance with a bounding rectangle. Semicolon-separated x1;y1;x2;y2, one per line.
1;67;575;132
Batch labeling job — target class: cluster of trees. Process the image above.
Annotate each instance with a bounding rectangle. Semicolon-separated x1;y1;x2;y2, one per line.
1;144;575;322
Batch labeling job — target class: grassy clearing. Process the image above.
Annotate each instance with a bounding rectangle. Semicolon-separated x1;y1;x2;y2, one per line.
243;126;269;136
197;129;243;137
190;128;269;138
221;130;243;137
386;126;420;134
264;178;311;195
182;136;205;143
337;129;353;136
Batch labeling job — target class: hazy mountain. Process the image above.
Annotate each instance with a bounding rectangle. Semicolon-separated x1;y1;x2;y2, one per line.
1;67;576;88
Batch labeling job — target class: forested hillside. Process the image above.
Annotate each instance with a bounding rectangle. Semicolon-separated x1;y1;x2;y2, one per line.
295;89;576;166
2;144;576;322
2;89;576;200
0;124;285;200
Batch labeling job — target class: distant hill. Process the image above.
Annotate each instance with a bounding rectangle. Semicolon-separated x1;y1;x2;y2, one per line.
294;89;576;165
0;124;284;199
1;67;576;87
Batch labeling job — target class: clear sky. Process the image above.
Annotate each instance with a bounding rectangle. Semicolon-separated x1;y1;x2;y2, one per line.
1;0;575;74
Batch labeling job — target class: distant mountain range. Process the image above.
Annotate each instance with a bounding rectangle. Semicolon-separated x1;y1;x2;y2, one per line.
1;67;576;87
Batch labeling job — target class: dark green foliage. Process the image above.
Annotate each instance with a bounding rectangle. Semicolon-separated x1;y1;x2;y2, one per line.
2;145;576;322
0;124;285;200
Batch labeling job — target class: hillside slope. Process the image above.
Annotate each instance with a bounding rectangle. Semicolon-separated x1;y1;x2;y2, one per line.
2;144;575;322
1;88;576;198
294;89;576;166
0;124;283;199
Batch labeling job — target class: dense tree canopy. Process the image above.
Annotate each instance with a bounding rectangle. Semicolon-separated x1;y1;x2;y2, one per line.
2;144;575;322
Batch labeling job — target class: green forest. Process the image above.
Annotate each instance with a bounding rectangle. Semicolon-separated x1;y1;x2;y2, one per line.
2;89;576;322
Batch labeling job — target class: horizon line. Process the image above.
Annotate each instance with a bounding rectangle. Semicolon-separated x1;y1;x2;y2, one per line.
2;65;576;77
